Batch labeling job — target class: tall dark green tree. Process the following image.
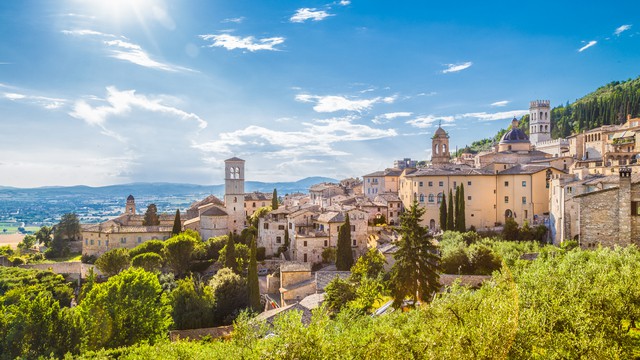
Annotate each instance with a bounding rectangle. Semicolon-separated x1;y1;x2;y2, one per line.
447;189;455;231
389;200;440;307
225;232;238;272
34;226;53;246
336;215;354;271
247;236;261;311
272;188;279;210
454;186;460;230
57;213;81;240
457;184;466;231
439;192;447;231
284;228;290;251
142;204;160;226
172;209;182;236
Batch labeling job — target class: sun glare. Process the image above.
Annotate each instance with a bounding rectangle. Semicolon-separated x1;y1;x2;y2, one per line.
72;0;161;27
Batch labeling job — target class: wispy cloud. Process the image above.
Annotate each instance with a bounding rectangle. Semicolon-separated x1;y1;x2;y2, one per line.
2;91;66;110
442;62;472;73
490;100;509;107
406;115;455;128
339;0;351;5
221;17;245;24
459;110;528;121
578;40;597;52
290;8;333;23
295;94;396;113
69;86;207;141
199;34;285;52
615;24;632;36
372;112;413;124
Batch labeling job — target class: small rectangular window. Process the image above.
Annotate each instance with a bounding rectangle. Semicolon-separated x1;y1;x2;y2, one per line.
324;240;328;247
278;225;285;230
419;181;423;187
439;181;444;186
632;202;640;216
428;181;433;187
453;181;457;188
504;181;509;187
137;236;142;243
522;181;527;187
90;239;94;245
351;225;355;232
289;223;293;229
467;181;471;186
303;241;307;247
263;223;269;230
505;196;509;203
467;196;471;200
276;236;282;244
522;197;527;204
105;240;109;246
352;239;357;246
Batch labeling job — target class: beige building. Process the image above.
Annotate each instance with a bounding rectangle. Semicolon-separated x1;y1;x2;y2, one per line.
362;168;403;198
244;192;273;218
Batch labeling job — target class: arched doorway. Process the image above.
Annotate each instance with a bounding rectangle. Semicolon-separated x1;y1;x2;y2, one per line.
505;209;513;219
429;219;435;230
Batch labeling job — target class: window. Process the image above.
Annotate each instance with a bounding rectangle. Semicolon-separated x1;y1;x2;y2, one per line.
504;181;509;187
303;241;307;247
324;240;328;247
352;239;357;246
439;181;444;186
390;211;394;217
437;193;443;204
263;223;269;229
137;236;142;243
428;181;433;186
467;196;471;200
105;240;109;246
85;239;88;245
522;197;527;204
524;210;528;218
632;202;640;216
419;194;424;202
522;181;526;187
276;236;282;244
303;254;307;262
453;181;457;188
467;181;471;186
253;202;256;208
419;181;423;187
289;223;293;229
98;240;101;246
428;194;435;203
351;225;355;232
278;225;285;230
504;196;509;203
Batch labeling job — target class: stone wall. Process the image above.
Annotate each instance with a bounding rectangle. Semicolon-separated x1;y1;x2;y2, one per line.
169;325;233;341
18;262;101;279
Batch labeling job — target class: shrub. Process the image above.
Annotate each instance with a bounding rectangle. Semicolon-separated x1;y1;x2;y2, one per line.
131;252;163;273
256;247;266;261
81;254;97;264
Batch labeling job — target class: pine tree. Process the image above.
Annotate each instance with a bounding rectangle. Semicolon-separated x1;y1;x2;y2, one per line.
457;184;466;231
247;236;261;311
172;209;182;236
439;192;447;231
284;228;290;251
142;204;160;226
447;189;455;231
272;189;279;210
224;233;237;272
454;186;460;230
390;200;440;307
336;215;354;271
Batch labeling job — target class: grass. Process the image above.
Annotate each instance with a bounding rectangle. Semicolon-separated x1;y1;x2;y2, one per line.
30;253;82;264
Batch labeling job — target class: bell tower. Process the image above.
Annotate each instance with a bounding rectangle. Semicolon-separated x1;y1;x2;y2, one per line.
125;195;136;215
224;157;245;233
529;100;551;145
431;124;451;166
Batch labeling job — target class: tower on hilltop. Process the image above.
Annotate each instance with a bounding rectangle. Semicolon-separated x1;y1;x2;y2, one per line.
224;157;245;233
529;100;551;145
125;194;136;215
431;124;451;166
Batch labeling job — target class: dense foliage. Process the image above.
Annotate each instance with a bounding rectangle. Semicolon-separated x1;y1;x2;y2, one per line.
336;216;354;271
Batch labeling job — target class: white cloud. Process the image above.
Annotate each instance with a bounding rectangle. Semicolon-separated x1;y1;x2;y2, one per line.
372;112;412;124
490;100;509;107
339;0;351;5
200;34;285;52
442;62;472;73
459;110;528;121
221;17;245;24
406;115;455;128
290;8;333;23
578;40;597;52
2;92;66;110
61;29;115;37
615;24;632;36
69;86;207;141
295;94;395;113
103;39;192;72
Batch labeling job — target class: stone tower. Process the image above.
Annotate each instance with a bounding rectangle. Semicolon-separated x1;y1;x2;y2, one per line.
224;157;246;233
431;125;450;166
125;194;136;215
529;100;551;145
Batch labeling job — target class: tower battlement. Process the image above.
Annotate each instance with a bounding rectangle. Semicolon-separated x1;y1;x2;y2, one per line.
530;100;550;108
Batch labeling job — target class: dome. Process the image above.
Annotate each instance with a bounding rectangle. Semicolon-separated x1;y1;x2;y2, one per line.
499;118;529;144
433;126;448;138
127;194;135;201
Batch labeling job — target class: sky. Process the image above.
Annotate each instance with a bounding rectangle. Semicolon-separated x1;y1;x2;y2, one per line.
0;1;639;188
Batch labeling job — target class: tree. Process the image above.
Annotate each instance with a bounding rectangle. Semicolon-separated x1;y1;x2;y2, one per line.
389;200;440;307
336;215;354;271
250;206;272;229
94;248;131;277
247;236;261;311
457;184;466;232
468;244;501;275
224;232;237;272
284;228;290;251
323;277;357;313
79;267;96;303
132;252;163;273
142;204;160;226
322;247;337;264
218;242;250;273
17;234;36;251
163;233;199;277
57;213;81;241
454;185;460;230
272;188;279;210
78;267;172;351
34;226;53;246
129;239;165;258
203;235;228;261
209;268;248;325
502;217;520;240
447;189;455;231
172;209;182;236
168;276;215;330
439;192;447;231
350;248;386;282
45;232;69;259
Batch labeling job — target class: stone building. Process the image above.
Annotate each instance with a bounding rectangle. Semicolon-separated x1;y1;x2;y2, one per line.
244;192;272;219
362;168;403;198
431;125;451;166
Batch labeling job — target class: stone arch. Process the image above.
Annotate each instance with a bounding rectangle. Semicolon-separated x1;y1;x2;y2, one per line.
505;209;513;218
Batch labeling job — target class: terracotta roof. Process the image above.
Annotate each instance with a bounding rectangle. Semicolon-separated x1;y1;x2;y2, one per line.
189;195;224;209
245;192;272;201
200;206;228;217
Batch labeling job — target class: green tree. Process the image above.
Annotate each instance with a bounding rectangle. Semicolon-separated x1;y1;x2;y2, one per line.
454;185;460;230
79;267;96;303
168;276;215;330
224;232;237;272
272;188;279;210
322;247;337;263
142;204;160;226
171;209;182;236
129;239;165;258
163;233;199;277
389;200;440;307
350;248;386;283
447;189;455;231
323;276;357;313
94;248;131;277
218;242;250;273
284;228;290;251
78;267;172;351
439;192;447;231
34;225;53;246
457;184;466;231
203;235;228;261
17;234;36;251
247;236;261;311
336;216;354;271
132;252;163;273
209;268;248;325
468;243;501;275
249;206;272;229
502;217;520;240
57;213;81;241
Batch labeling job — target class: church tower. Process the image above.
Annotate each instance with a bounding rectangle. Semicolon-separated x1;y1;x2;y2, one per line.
224;157;245;233
529;100;551;145
431;125;451;166
125;195;136;215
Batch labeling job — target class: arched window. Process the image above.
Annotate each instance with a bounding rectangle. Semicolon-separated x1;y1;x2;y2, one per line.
442;144;447;153
419;194;424;202
437;192;443;204
428;194;435;203
429;219;435;230
539;111;543;120
434;145;439;155
233;197;237;203
545;112;548;120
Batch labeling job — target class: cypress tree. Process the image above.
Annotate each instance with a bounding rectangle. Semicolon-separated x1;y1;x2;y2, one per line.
439;192;447;231
454;186;460;230
447;189;455;231
284;228;290;251
247;236;261;311
458;184;466;231
225;232;237;272
272;188;279;210
336;215;354;271
171;209;181;236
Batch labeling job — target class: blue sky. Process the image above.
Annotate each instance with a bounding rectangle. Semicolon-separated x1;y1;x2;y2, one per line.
1;0;639;187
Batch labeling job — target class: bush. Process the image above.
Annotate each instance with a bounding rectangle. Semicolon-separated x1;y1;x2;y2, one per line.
129;240;165;259
95;248;131;277
11;257;25;266
256;247;266;261
131;252;163;273
201;236;228;261
81;254;97;264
